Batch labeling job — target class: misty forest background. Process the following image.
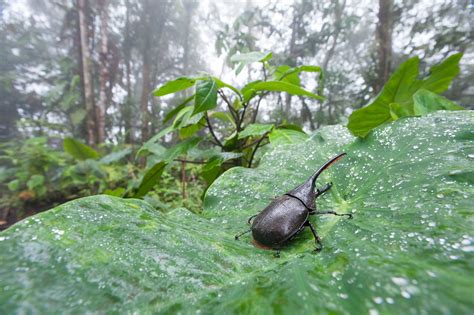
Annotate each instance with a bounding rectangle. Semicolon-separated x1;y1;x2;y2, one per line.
0;0;472;229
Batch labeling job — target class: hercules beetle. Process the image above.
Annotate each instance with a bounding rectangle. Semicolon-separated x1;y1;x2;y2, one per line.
235;153;352;257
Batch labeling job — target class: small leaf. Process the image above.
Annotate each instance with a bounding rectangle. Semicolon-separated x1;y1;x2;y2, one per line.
179;120;205;139
7;179;19;191
153;77;196;97
162;137;202;163
26;175;45;190
103;187;126;197
70;109;87;126
413;89;464;115
389;103;414;120
64;138;99;160
268;129;308;146
136;126;174;158
134;162;167;198
163;95;194;124
273;65;300;86
213;77;241;97
230;51;273;75
418;53;463;93
100;148;132;164
251;81;324;100
193;79;218;114
238;124;274;139
230;51;272;64
274;65;322;86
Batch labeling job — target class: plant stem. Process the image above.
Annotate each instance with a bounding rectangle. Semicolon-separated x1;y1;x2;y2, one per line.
205;111;224;148
248;132;269;168
218;90;239;126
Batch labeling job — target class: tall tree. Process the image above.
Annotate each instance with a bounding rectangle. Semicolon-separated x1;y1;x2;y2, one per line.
374;0;394;93
139;0;152;143
97;0;109;143
77;0;96;146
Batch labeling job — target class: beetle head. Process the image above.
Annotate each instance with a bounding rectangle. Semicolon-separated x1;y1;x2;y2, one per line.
286;153;346;208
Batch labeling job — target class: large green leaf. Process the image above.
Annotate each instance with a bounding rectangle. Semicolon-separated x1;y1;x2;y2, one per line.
1;112;473;314
63;137;99;160
347;53;462;137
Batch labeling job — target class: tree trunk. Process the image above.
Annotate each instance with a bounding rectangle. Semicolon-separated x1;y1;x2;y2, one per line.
140;1;151;143
315;0;345;129
97;0;109;143
123;0;133;144
77;0;96;146
375;0;393;93
284;6;299;121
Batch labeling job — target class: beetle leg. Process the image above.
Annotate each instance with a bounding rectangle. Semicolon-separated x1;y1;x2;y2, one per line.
315;182;333;198
306;221;323;252
234;229;251;240
247;214;258;225
273;249;281;258
313;210;353;219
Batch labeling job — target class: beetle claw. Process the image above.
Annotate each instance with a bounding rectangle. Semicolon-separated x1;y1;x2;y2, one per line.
313;246;322;253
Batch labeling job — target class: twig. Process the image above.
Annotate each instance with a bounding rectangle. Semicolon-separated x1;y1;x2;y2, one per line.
248;132;270;168
262;62;268;81
218;90;239;125
205;111;224;148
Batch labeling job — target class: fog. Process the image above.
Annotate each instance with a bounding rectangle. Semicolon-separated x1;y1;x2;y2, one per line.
0;0;472;143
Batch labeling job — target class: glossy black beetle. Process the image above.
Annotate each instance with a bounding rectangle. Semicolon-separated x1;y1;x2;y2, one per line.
235;153;352;257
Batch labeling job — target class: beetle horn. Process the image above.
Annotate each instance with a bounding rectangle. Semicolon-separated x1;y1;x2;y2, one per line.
310;152;346;186
285;153;347;209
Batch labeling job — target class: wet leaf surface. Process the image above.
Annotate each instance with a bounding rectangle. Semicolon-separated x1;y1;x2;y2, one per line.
1;111;473;314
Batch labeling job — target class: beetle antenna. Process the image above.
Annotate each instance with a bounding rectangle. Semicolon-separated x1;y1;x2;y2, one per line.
311;153;346;186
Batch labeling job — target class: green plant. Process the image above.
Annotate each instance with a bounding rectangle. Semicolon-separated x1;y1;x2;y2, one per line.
135;51;323;197
347;53;464;137
1;111;472;313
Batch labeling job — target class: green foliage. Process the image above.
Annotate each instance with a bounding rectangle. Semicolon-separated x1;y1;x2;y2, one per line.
134;162;167;198
347;53;464;137
412;89;464;115
230;51;273;75
1;112;472;313
152;77;198;97
238;123;274;139
143;51;321;190
63;138;100;160
193;78;218;114
0;138;205;225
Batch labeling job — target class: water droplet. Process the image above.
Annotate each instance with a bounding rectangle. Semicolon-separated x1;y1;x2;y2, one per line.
338;293;348;299
369;309;379;315
373;297;383;304
391;277;409;286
